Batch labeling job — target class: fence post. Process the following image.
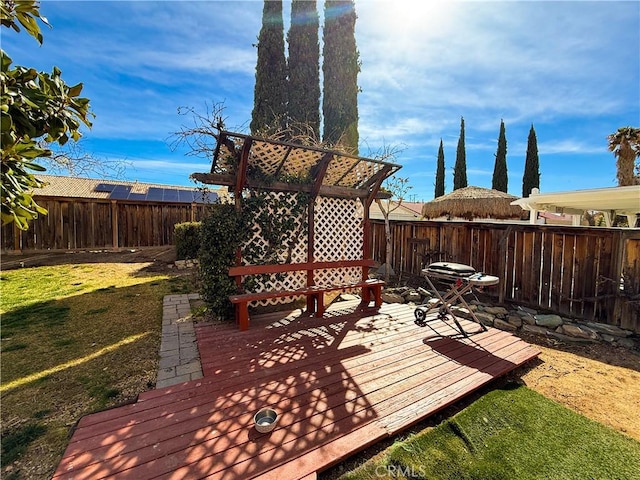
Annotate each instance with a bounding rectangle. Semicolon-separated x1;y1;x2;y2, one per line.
498;226;512;304
111;200;119;251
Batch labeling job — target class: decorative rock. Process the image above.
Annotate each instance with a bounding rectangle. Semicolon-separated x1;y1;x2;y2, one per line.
381;292;405;304
451;307;472;319
585;322;633;337
484;306;509;316
427;298;441;308
520;313;536;326
506;315;523;328
494;318;518;331
516;305;538;315
417;287;432;298
617;338;637;349
535;314;563;328
560;323;600;340
601;334;617;343
405;291;423;303
474;311;495;326
522;325;550;335
376;263;395;276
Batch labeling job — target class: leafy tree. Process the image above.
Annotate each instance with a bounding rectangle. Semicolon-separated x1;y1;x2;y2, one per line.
322;0;359;154
453;116;467;190
250;0;288;136
492;119;508;192
375;176;412;283
607;126;640;186
1;0;93;229
522;124;540;197
435;138;445;198
287;0;320;140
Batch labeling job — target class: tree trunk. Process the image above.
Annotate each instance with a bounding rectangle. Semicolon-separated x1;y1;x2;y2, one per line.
384;214;392;283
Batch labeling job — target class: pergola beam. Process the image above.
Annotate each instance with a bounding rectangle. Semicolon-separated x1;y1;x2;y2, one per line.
192;173;391;200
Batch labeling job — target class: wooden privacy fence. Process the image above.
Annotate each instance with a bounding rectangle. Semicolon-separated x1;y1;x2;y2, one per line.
1;197;209;251
371;220;640;333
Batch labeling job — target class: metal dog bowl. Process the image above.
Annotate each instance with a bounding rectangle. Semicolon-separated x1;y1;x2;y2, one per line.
254;408;278;433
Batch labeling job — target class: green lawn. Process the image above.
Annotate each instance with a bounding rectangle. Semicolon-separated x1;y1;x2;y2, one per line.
0;262;194;480
339;384;640;480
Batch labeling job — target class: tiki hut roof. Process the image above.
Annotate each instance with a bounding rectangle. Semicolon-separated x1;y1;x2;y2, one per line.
421;186;524;220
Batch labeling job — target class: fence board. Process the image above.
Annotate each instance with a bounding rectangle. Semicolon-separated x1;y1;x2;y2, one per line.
370;220;640;333
2;197;209;252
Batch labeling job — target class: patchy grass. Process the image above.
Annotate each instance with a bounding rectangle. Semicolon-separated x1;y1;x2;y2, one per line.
0;263;193;480
338;384;640;480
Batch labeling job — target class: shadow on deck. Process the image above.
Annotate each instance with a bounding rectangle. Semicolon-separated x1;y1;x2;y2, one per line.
52;299;540;480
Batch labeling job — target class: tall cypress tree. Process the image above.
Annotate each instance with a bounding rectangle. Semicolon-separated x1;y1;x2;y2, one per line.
492;119;508;192
322;0;359;153
522;124;541;197
250;0;288;135
435;138;445;198
287;0;320;139
453;116;468;190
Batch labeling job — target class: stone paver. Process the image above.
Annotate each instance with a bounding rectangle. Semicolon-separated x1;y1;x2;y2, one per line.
156;293;203;389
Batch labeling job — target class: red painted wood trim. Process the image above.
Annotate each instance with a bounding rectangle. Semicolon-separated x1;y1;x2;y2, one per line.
228;259;376;277
228;280;384;304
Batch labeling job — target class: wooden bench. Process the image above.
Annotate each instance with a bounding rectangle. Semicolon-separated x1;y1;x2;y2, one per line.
228;259;385;330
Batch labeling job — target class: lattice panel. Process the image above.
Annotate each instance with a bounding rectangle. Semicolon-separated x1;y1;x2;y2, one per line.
340;160;385;189
242;191;308;306
250;141;291;177
281;147;322;179
214;138;242;175
313;197;364;287
323;156;360;187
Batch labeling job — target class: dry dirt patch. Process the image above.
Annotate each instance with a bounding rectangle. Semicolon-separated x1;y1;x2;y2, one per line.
514;332;640;440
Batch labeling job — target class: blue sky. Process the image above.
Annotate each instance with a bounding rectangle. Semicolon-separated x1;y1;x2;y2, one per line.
4;1;639;201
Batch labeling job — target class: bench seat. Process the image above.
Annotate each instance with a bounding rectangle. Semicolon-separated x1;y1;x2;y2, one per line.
229;278;385;331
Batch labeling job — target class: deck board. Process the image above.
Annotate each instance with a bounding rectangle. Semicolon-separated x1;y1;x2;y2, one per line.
52;300;540;480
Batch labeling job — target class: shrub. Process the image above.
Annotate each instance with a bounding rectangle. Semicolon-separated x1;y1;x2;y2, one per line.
198;204;248;320
174;222;201;260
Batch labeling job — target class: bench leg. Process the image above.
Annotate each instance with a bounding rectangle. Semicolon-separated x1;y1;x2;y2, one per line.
315;292;325;317
307;292;325;317
306;295;316;315
372;285;382;307
236;302;249;331
361;285;382;309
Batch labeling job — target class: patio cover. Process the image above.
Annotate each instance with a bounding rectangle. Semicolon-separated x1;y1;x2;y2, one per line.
191;131;402;201
511;186;640;227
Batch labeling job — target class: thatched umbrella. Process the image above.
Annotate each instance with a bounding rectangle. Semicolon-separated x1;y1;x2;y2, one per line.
421;186;524;220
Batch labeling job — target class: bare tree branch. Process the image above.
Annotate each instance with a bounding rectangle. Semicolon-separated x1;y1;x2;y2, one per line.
42;140;131;179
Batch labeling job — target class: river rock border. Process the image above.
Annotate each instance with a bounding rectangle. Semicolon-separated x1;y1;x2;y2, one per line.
382;286;638;351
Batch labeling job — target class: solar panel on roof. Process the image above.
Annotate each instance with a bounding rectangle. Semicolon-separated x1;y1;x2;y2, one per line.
146;187;164;201
163;189;179;201
199;191;218;203
109;185;131;200
178;189;196;203
95;183;117;192
128;193;147;201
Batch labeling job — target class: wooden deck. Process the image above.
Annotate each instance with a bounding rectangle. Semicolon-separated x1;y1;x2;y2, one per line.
52;300;540;480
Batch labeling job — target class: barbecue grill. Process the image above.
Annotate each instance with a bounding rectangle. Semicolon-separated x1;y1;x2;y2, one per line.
415;262;499;337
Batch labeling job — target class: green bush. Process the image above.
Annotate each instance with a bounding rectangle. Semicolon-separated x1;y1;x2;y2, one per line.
198;205;248;320
174;222;201;260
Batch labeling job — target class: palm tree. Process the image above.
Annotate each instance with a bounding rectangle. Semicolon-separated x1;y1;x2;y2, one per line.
607;127;640;186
